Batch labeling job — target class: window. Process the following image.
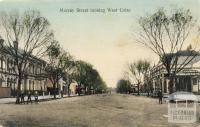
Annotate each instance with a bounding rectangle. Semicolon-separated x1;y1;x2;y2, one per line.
2;57;5;69
7;59;9;70
1;56;3;69
193;78;197;85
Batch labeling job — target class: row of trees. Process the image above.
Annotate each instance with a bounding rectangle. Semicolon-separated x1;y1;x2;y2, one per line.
0;10;107;103
71;60;107;94
46;41;107;98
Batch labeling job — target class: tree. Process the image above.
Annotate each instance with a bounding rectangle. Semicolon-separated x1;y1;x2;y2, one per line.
143;70;154;96
136;8;200;93
0;10;53;104
127;60;151;95
45;40;74;98
60;53;76;97
116;79;131;94
72;60;107;95
72;60;91;95
45;40;61;99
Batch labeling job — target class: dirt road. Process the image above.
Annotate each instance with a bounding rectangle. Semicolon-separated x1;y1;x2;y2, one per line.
0;94;199;127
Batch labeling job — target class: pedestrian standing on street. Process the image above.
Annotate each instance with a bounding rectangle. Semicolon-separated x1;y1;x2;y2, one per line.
27;91;32;104
34;91;39;104
158;89;163;104
20;91;25;104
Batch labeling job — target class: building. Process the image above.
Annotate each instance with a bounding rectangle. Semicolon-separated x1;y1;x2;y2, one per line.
150;50;200;94
0;42;50;97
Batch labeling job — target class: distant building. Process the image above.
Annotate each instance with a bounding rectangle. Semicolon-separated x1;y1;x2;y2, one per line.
150;50;200;94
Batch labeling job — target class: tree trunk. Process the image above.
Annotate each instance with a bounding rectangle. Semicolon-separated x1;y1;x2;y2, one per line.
53;82;56;99
137;83;140;95
168;77;174;94
16;75;22;104
78;84;81;96
67;84;70;97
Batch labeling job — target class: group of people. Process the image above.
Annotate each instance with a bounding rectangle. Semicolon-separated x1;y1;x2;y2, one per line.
20;91;39;104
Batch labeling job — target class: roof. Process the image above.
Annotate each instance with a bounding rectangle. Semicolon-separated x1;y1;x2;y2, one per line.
162;50;200;65
150;50;200;74
168;50;200;57
0;43;46;65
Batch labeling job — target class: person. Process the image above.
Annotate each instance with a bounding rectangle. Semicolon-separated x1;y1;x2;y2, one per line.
78;85;81;96
16;93;20;104
27;91;32;104
34;91;39;104
158;89;163;104
20;91;25;104
61;90;63;98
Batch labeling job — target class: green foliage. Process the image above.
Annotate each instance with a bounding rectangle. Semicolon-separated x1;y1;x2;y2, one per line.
46;42;106;95
72;60;107;91
116;79;131;93
45;40;76;98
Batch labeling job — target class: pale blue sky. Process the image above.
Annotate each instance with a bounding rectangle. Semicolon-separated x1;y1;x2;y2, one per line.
0;0;200;87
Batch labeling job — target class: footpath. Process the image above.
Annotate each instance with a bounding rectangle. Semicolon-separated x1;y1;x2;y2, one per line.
0;94;72;104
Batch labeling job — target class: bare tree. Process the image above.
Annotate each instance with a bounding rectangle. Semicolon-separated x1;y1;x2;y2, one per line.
135;8;200;93
0;10;53;103
127;60;151;95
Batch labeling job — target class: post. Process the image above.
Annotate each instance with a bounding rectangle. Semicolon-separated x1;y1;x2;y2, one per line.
191;77;193;92
162;73;164;94
198;80;199;94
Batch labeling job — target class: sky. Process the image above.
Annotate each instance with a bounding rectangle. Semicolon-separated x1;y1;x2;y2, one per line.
0;0;200;87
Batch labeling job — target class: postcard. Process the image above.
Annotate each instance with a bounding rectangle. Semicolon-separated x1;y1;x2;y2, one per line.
0;0;199;127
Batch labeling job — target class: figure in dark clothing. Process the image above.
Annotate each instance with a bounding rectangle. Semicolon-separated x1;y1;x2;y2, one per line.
61;90;63;98
27;91;32;104
34;91;39;104
20;92;25;104
16;94;20;104
158;90;163;104
77;85;81;96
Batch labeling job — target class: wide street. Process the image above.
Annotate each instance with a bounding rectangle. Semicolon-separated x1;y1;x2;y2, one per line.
0;94;199;127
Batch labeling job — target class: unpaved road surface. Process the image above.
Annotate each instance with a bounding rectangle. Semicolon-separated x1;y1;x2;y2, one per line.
0;94;199;127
